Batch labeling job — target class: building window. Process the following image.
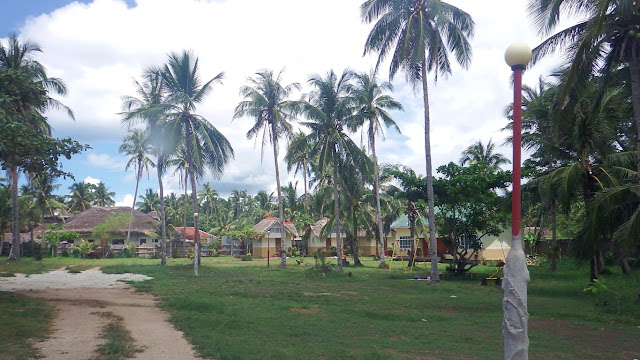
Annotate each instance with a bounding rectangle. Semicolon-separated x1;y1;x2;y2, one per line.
399;239;413;249
152;239;158;243
269;227;281;234
331;228;344;234
140;239;147;245
112;239;124;245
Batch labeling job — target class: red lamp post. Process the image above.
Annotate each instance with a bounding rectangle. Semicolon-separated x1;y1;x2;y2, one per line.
502;42;532;360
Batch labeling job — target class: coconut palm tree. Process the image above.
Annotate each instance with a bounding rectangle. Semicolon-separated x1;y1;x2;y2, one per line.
361;0;475;283
137;188;160;213
528;0;640;179
92;182;115;207
349;70;403;267
121;70;171;265
302;70;371;271
119;128;155;245
67;182;93;213
285;131;315;214
233;69;300;267
460;139;511;170
160;50;234;276
198;183;218;229
1;34;74;260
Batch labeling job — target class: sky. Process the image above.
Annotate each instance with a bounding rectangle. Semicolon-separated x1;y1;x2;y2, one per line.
1;0;566;207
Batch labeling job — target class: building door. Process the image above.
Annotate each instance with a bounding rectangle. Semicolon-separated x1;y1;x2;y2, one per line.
326;238;331;249
275;238;282;252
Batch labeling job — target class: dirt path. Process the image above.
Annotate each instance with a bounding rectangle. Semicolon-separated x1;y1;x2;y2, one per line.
1;269;203;360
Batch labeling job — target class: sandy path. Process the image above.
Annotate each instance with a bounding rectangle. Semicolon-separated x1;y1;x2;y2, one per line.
1;268;204;360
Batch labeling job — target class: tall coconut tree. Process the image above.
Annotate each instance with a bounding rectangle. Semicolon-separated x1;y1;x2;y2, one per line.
302;69;370;271
119;128;155;245
349;70;403;267
361;0;475;283
285;131;315;214
121;70;171;265
1;34;74;260
233;69;300;267
29;173;65;249
160;50;234;276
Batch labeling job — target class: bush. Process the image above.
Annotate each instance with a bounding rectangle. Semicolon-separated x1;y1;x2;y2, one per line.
241;253;253;261
61;249;69;257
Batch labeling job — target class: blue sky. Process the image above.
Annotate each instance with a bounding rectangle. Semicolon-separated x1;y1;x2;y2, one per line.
1;0;562;207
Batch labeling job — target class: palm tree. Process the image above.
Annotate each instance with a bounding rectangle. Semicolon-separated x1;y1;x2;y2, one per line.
137;188;160;213
67;182;93;213
349;70;403;267
528;0;640;179
119;128;155;245
121;70;171;265
233;69;300;267
28;173;65;249
285;131;315;214
362;0;475;283
198;183;218;229
302;70;371;271
160;50;234;276
92;182;115;206
1;34;74;260
460;139;511;170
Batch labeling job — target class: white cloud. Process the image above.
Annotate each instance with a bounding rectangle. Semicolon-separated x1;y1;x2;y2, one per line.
115;194;134;207
9;0;566;201
83;176;101;185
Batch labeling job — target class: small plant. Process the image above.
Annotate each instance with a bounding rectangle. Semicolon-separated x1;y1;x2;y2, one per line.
241;253;253;261
61;249;69;257
71;240;98;259
583;279;608;295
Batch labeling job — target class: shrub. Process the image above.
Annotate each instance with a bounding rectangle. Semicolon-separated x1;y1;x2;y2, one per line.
241;253;253;261
61;249;69;257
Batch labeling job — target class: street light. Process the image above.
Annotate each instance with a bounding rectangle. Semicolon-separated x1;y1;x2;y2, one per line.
267;229;270;267
503;42;531;360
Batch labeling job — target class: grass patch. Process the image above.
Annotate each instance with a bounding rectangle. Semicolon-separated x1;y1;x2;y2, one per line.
65;264;94;273
90;311;144;360
0;272;15;277
0;292;54;360
1;256;639;359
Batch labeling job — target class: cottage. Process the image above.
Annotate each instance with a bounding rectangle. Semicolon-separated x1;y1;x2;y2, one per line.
57;206;159;251
253;217;299;258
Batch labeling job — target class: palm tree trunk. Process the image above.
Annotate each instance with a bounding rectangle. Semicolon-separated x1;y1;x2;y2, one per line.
421;61;440;284
157;165;167;265
126;163;142;245
303;159;309;214
549;201;558;271
351;213;361;266
332;148;343;271
628;51;640;180
272;131;287;268
372;132;387;268
188;166;200;276
9;168;20;261
183;171;187;257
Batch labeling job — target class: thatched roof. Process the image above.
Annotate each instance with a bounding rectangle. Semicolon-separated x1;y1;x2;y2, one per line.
254;217;299;237
62;206;158;235
311;218;329;238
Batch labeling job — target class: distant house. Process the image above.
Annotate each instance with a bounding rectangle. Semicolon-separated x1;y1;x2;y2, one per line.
307;218;379;257
253;217;299;258
173;227;214;242
59;206;159;249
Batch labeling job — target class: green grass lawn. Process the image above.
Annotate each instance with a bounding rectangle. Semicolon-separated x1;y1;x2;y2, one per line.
1;255;639;359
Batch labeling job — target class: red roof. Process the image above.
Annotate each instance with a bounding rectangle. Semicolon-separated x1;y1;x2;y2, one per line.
174;227;213;241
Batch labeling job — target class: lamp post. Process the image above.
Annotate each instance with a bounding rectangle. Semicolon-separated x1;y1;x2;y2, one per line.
502;42;532;360
193;212;199;276
267;229;270;267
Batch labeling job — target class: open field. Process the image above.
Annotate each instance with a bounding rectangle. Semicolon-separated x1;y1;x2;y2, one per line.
1;256;639;359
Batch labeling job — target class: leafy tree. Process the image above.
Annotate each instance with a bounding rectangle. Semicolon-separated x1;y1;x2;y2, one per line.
362;0;475;283
433;162;511;275
137;188;159;213
160;50;234;276
1;34;80;260
234;69;300;267
285;131;314;213
92;212;132;257
349;70;402;267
